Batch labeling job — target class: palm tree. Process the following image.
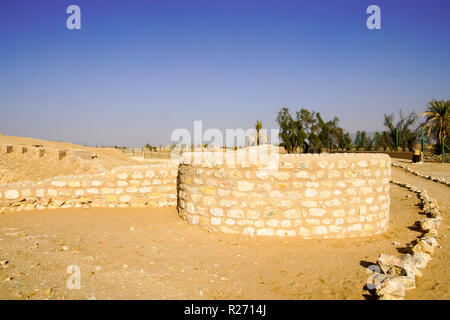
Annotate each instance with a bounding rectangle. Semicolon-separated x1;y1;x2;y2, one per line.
420;99;450;153
255;120;263;145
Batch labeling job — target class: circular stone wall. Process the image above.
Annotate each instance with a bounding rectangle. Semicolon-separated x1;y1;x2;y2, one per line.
177;152;391;239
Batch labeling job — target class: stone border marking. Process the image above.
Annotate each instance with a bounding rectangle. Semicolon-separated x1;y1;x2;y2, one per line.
369;179;443;300
392;163;450;187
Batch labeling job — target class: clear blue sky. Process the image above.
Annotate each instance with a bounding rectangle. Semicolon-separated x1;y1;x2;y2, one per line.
0;0;449;146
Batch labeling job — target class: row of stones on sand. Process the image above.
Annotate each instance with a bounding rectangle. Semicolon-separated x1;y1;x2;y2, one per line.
0;167;178;214
370;179;443;300
392;163;450;187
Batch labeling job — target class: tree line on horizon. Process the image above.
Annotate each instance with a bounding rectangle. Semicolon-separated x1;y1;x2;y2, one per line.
273;99;450;154
139;98;449;154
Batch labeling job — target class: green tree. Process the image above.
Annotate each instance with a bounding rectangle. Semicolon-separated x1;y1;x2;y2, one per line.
316;113;341;152
378;131;394;151
420;99;450;153
276;108;297;153
398;110;418;151
383;110;418;151
297;108;318;152
354;131;370;150
277;107;349;153
339;132;352;151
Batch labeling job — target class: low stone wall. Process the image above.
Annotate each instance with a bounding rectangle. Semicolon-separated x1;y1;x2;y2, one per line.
0;143;94;160
0;163;178;212
177;153;391;239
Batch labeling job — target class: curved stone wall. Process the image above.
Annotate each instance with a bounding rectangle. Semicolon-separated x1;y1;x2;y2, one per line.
177;153;391;239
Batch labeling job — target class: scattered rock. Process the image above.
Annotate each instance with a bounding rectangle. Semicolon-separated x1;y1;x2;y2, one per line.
412;237;439;256
375;276;405;299
425;229;438;237
400;253;431;270
377;254;415;278
419;218;441;232
426;207;441;219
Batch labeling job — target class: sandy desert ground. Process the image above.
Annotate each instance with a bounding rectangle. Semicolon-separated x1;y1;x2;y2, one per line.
0;134;139;185
0;167;448;300
0;135;448;300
